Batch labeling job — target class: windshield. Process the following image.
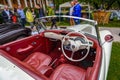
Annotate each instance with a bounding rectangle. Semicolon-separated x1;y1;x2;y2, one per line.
35;15;98;37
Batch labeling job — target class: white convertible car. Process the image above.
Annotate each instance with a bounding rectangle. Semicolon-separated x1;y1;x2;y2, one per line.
0;16;113;80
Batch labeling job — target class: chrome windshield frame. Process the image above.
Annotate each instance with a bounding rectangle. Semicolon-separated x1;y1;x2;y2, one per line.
35;15;101;44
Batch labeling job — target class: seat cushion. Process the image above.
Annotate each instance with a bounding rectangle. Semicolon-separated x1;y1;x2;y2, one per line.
50;64;86;80
24;52;52;71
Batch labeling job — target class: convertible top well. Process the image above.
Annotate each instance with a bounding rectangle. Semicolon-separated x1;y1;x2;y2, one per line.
0;23;31;45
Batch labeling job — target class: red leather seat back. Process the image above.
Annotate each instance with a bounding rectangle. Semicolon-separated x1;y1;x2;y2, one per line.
50;64;86;80
24;52;52;71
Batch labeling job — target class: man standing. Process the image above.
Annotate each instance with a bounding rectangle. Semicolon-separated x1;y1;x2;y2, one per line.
17;5;26;27
1;5;13;23
48;5;57;29
26;8;34;29
35;4;45;18
69;1;75;25
72;0;82;24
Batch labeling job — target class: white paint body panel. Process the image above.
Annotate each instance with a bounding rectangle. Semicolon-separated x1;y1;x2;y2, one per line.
69;26;113;80
0;55;35;80
99;30;113;80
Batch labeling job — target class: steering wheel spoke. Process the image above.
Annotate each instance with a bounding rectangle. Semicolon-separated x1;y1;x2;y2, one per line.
70;51;75;59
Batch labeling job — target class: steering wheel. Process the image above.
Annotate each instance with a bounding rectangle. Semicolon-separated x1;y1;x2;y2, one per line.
61;31;90;62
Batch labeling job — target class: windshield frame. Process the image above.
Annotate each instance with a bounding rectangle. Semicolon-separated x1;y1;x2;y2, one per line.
35;15;100;43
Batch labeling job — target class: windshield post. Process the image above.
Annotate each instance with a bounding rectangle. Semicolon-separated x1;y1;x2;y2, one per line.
94;23;101;46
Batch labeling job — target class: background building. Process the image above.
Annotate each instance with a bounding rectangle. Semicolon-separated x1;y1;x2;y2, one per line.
0;0;53;8
0;0;55;15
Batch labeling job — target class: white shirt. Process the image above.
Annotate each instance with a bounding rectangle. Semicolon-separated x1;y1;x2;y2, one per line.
69;6;74;16
4;10;10;19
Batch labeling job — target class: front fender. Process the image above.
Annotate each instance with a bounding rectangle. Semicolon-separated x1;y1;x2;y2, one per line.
99;30;113;80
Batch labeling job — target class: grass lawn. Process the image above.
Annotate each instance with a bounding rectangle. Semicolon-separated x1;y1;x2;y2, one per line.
44;19;120;28
107;42;120;80
98;20;120;28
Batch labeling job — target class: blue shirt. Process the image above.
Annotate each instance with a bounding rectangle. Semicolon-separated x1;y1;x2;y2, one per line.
72;3;82;17
17;9;25;19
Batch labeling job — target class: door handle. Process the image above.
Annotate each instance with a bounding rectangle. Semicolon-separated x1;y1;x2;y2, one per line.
17;45;33;54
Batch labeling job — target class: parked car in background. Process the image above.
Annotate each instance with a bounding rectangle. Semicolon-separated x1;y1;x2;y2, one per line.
0;23;31;45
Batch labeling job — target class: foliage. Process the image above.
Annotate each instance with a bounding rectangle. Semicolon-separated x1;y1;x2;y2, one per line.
78;0;120;10
107;42;120;80
53;0;120;10
53;0;71;10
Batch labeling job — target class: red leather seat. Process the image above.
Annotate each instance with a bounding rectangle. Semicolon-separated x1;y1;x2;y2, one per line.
24;52;52;74
50;64;86;80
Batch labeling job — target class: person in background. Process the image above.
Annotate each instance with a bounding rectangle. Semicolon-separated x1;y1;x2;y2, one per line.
31;8;37;25
31;8;36;19
17;5;26;27
48;5;57;29
13;8;20;23
11;13;17;23
1;5;13;23
48;6;54;16
26;8;34;29
72;0;82;24
35;4;45;18
11;8;18;23
69;1;75;25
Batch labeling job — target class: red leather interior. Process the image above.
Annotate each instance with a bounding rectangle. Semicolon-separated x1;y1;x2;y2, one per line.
86;67;92;80
17;45;34;54
50;64;86;80
24;52;52;74
0;50;49;80
0;30;102;80
39;65;53;76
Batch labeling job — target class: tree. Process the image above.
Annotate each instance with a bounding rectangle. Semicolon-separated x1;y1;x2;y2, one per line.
53;0;69;10
106;0;120;9
53;0;120;10
78;0;120;10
